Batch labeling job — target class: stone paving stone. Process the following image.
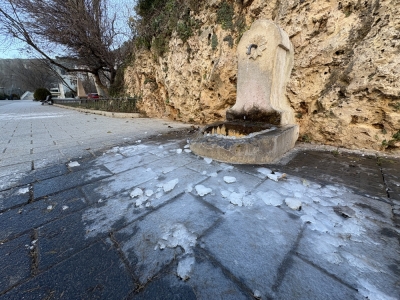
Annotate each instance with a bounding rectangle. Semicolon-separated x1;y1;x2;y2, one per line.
297;224;400;299
33;165;112;199
37;212;100;271
0;186;30;212
195;168;263;212
81;166;158;204
19;164;69;186
0;234;31;292
185;158;225;175
104;153;160;174
133;251;250;300
0;189;87;241
124;166;208;209
114;193;221;285
201;205;302;298
0;240;133;300
274;256;358;299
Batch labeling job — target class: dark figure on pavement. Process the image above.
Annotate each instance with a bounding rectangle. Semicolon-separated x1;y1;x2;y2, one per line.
42;94;53;105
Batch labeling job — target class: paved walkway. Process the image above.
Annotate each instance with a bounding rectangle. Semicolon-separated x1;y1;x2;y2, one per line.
0;101;399;299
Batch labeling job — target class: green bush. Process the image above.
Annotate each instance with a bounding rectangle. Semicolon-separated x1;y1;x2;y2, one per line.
34;88;51;101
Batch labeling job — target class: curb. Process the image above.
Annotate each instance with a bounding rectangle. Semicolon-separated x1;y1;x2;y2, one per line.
54;104;141;118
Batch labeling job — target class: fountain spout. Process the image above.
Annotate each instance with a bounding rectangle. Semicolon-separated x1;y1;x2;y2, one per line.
246;44;258;55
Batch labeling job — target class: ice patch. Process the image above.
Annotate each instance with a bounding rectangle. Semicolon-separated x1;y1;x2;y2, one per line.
223;176;236;183
163;179;179;192
358;280;398;300
130;188;143;198
47;205;53;211
257;191;283;206
204;157;213;164
62;205;69;210
184;149;191;153
145;189;154;197
184;144;190;149
177;256;195;280
285;198;302;210
176;149;183;154
209;172;218;177
221;190;230;198
156;223;197;253
195;185;212;196
267;172;286;182
68;161;80;168
229;192;243;206
257;167;272;176
17;187;29;195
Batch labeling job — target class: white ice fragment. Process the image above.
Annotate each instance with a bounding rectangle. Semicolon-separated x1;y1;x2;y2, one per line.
223;176;237;183
176;149;183;154
47;205;53;211
221;190;230;198
130;188;143;198
17;187;29;195
136;140;141;143
204;157;213;164
62;205;69;211
68;161;80;168
285;198;302;210
184;149;191;153
162;166;175;174
184;144;190;149
145;189;154;197
185;184;193;193
209;172;218;177
31;240;37;245
157;223;197;253
257;167;272;176
163;179;179;192
195;185;212;196
254;290;262;299
229;192;243;206
202;171;207;175
135;197;146;207
158;145;164;149
177;256;195;280
145;201;151;208
98;199;103;203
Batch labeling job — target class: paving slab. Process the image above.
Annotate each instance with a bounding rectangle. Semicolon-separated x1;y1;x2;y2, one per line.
0;240;133;300
0;234;31;292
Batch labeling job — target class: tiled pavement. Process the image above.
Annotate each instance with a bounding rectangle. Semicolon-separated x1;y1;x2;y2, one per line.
0;101;399;299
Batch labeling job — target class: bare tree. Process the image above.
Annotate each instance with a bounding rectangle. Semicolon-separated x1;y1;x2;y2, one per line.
0;0;131;95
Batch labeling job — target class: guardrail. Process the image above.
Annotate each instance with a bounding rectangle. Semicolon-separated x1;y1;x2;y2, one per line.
54;97;140;113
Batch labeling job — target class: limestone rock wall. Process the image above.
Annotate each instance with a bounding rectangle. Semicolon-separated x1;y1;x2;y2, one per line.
124;0;400;153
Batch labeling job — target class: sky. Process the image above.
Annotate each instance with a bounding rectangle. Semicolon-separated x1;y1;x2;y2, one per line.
0;0;134;60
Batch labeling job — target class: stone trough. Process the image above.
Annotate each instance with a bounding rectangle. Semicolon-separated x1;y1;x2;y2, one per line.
190;19;299;164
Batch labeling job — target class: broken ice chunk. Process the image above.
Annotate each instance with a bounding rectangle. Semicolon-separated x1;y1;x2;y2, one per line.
223;176;237;183
221;190;230;198
46;205;53;211
17;187;29;195
62;205;69;210
285;198;302;210
176;149;183;154
163;179;179;192
257;191;283;206
195;185;212;196
130;188;143;198
145;189;154;197
257;167;272;176
177;256;195;280
184;149;192;153
204;157;213;164
229;192;243;206
68;161;80;168
184;144;190;149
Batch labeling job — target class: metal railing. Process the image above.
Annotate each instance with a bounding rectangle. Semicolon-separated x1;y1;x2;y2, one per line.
54;97;141;113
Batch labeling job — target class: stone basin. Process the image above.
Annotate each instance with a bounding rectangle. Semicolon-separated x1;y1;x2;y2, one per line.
190;121;299;164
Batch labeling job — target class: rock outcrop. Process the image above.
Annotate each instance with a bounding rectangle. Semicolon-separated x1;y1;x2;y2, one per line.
124;0;400;153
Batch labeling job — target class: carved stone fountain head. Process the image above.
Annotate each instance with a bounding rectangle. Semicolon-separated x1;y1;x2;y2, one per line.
190;19;299;164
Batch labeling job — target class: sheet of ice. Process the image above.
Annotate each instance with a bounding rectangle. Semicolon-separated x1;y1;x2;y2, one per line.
17;187;30;195
223;176;237;183
68;161;80;168
257;191;283;206
195;185;212;196
177;256;195;280
163;179;179;192
204;157;213;164
62;205;69;210
257;167;272;176
184;149;192;153
176;149;183;154
229;192;243;206
130;187;143;198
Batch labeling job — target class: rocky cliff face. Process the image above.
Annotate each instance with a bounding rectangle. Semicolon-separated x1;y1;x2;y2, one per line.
124;0;400;153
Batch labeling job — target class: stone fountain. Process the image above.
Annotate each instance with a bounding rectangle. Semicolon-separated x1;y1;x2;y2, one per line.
190;19;299;164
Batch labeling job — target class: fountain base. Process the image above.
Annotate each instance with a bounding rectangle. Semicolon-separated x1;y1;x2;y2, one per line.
190;121;299;164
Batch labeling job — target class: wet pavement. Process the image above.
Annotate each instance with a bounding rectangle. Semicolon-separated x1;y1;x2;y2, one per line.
0;101;399;299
